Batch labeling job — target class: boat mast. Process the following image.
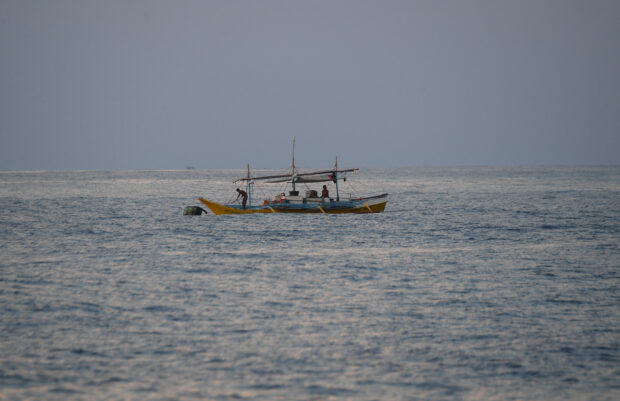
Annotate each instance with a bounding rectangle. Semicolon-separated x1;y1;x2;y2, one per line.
246;163;251;206
334;156;340;201
291;137;296;192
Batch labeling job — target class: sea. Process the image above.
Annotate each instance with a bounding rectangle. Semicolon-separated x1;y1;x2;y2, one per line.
0;166;618;401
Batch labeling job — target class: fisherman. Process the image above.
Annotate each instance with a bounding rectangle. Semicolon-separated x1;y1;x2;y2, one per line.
321;185;329;199
235;188;248;209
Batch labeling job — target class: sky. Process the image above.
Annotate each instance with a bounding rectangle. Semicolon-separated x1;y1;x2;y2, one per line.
1;0;619;170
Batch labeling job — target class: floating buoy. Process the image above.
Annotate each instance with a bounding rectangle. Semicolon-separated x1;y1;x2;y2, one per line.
183;206;207;215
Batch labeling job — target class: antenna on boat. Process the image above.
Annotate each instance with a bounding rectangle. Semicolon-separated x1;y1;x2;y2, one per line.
292;136;296;173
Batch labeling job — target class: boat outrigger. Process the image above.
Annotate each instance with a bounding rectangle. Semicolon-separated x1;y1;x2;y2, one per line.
198;141;388;215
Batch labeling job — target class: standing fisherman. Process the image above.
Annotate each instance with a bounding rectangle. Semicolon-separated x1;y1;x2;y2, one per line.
235;188;248;209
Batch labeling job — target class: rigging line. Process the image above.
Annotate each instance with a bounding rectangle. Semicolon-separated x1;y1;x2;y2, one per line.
341;179;360;199
226;195;238;204
251;177;275;202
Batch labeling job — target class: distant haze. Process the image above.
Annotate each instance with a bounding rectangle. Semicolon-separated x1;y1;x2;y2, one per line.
1;0;619;170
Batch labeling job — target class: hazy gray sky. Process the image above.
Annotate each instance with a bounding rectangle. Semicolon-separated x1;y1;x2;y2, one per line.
1;0;618;170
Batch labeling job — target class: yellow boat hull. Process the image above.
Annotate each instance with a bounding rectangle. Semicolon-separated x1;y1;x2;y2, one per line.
198;197;387;215
198;198;272;215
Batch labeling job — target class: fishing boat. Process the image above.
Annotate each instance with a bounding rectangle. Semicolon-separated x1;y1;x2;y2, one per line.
198;141;388;215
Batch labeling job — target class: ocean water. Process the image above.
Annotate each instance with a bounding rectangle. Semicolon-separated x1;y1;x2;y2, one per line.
0;167;618;401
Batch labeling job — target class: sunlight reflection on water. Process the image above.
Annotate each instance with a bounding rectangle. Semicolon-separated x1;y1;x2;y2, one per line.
1;167;619;400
